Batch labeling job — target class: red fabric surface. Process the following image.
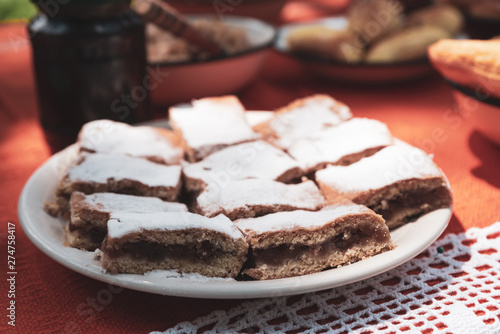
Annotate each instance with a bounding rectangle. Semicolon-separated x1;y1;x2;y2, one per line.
1;8;500;333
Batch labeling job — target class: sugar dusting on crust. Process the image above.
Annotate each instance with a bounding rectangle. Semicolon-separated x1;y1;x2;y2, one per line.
182;140;303;186
196;179;325;217
287;118;393;171
169;96;259;150
68;153;182;187
234;203;372;234
81;193;187;213
107;212;244;240
78;120;182;164
315;141;444;194
269;95;352;149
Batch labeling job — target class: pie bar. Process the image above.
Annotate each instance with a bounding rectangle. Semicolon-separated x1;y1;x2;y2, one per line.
254;95;352;150
78;119;183;165
316;141;453;228
235;203;394;280
169;95;259;162
46;93;452;281
287;118;393;173
182;140;303;193
67;192;188;250
55;153;182;214
101;212;248;278
195;179;326;220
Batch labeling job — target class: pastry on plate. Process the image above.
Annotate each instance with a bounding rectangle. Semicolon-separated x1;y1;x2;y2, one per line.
101;212;248;278
428;38;500;98
195;179;325;220
67;192;187;250
316;141;453;228
254;94;352;150
78;119;183;165
287;118;393;173
55;153;182;214
169;95;259;162
235;202;394;280
182;140;303;193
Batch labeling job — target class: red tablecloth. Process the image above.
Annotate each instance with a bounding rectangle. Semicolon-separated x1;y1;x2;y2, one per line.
1;8;500;333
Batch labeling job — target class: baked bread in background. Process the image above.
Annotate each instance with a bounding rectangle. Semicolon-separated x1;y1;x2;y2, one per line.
287;0;464;63
287;26;364;63
366;25;452;63
428;38;500;98
407;4;464;35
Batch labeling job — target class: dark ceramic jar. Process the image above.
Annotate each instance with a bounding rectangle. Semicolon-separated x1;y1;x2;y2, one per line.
29;0;151;153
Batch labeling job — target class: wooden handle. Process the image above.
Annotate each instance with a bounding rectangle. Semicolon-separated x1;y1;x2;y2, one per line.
134;0;225;57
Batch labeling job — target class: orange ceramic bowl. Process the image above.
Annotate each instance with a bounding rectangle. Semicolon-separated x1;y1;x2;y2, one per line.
148;15;275;106
448;80;500;147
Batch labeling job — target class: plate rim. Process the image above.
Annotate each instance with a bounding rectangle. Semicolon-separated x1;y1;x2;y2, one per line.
17;116;453;299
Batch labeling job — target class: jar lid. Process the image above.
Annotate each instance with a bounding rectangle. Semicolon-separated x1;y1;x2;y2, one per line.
32;0;132;17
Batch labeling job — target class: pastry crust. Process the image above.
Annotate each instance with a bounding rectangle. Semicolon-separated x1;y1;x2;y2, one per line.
67;192;187;250
236;203;394;280
286;118;393;173
254;94;352;150
55;153;182;214
101;212;248;278
169;95;259;162
316;141;453;228
78;119;183;165
195;179;326;220
182;140;303;193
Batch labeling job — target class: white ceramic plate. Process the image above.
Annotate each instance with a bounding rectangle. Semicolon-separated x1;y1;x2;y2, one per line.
18;113;452;299
275;17;435;84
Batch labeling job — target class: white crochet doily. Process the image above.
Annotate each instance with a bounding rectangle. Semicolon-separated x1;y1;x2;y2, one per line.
154;222;500;334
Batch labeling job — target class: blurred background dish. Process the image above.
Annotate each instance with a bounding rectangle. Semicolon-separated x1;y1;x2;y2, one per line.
448;80;500;147
147;14;275;106
275;1;465;84
276;17;436;84
428;35;500;147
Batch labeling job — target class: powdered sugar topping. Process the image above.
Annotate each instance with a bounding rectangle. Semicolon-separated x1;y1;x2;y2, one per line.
269;95;352;149
287;118;393;172
196;179;325;217
235;203;373;234
82;193;187;213
68;153;181;187
169;96;259;151
183;140;302;187
79;120;182;165
107;212;244;240
315;141;444;194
